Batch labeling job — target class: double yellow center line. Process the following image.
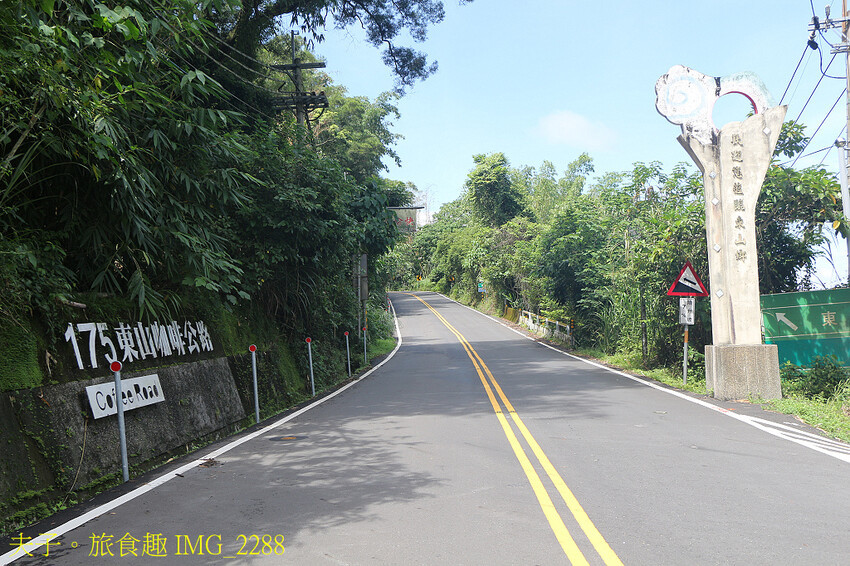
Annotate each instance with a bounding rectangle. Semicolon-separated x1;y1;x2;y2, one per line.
408;294;623;566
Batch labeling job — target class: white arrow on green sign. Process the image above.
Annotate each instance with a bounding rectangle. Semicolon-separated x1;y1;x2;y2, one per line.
760;288;849;366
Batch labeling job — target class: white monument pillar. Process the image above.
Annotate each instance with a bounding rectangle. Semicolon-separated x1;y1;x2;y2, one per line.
656;65;783;400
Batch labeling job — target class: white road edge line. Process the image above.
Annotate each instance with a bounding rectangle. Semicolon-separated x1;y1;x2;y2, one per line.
0;301;403;565
428;292;850;466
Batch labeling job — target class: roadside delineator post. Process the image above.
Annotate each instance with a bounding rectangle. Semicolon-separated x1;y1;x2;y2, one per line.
306;338;315;396
344;331;351;377
110;360;129;483
249;344;259;423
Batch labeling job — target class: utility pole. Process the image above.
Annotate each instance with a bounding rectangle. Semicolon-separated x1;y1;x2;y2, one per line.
270;31;329;130
811;5;850;283
837;138;850;283
838;0;850;287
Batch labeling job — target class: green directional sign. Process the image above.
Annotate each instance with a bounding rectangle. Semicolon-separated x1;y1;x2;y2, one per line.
761;288;849;367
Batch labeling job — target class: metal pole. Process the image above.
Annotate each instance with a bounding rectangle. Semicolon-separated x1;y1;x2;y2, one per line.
363;326;368;365
842;1;850;284
839;140;850;284
640;285;648;366
250;345;259;424
356;257;362;334
683;324;689;386
306;338;315;396
111;362;129;483
344;331;351;377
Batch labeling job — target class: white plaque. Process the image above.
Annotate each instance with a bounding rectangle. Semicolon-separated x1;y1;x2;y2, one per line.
679;297;695;326
85;374;165;419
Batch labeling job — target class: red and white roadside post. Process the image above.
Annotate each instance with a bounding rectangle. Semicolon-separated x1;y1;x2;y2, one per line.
249;344;259;424
110;360;129;483
344;331;351;377
306;338;315;396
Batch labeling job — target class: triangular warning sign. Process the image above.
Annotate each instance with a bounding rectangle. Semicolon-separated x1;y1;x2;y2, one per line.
667;261;708;297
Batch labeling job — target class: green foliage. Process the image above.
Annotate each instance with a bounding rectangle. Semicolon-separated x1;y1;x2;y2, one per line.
375;178;416;207
0;1;410;391
781;356;850;399
223;0;453;89
517;154;593;224
758;150;843;292
317;91;402;183
0;0;416;534
2;0;253;319
765;395;850;443
366;298;394;340
409;122;835;376
0;319;42;390
464;153;527;227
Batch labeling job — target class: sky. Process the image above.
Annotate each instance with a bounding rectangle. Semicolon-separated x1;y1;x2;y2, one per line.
309;0;850;288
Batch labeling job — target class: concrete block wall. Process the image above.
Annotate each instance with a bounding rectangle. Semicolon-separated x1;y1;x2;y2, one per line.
1;355;256;532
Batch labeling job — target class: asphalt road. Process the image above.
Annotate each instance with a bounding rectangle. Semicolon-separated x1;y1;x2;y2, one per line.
4;291;850;565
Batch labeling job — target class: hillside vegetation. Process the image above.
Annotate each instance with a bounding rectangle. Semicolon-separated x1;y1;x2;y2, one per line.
385;140;847;380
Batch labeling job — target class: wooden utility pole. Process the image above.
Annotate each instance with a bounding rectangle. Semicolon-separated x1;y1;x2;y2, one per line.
270;31;329;128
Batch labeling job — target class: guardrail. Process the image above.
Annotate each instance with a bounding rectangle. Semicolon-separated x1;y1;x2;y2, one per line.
512;308;575;348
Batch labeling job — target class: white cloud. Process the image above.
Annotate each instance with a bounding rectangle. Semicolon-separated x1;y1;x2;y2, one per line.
534;110;618;152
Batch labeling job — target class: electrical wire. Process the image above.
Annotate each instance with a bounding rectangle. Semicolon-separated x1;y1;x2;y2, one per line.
150;17;282;119
795;50;839;123
817;42;846;79
780;44;812;105
199;33;289;86
799;144;833;158
199;27;299;81
809;0;845;78
792;87;846;167
818;124;848;166
156;19;279;93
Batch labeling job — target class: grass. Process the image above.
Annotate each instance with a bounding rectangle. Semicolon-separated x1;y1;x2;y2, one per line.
574;347;850;442
762;396;850;443
572;347;710;395
353;338;397;374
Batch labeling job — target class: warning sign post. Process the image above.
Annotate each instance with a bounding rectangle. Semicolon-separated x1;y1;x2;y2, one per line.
668;261;707;385
667;261;708;297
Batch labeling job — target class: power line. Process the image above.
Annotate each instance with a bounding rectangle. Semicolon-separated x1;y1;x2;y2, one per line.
151;17;289;118
816;41;847;79
199;29;288;84
818;124;847;166
780;44;812;105
151;23;280;120
200;28;299;82
792;87;846;168
799;144;833;159
792;49;838;124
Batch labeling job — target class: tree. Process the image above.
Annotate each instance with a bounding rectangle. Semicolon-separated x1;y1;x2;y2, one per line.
520;153;594;224
315;91;402;183
374;179;416;207
1;0;253;318
222;0;462;89
755;121;845;292
464;153;526;227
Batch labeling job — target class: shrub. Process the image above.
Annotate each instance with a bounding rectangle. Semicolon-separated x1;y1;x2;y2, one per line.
781;356;850;399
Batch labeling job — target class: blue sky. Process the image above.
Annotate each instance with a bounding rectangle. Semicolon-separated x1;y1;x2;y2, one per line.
311;0;849;286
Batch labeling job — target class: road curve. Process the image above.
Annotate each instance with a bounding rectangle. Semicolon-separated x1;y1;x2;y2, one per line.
4;291;850;565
